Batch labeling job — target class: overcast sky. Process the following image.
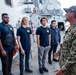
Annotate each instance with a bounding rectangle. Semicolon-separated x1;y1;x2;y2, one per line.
58;0;76;8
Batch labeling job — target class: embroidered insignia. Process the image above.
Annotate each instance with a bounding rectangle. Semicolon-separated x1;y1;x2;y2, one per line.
47;30;49;32
10;28;12;30
27;30;30;32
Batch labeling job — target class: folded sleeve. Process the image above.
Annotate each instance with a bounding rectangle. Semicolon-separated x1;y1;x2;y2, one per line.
30;28;32;34
16;28;21;36
36;28;40;35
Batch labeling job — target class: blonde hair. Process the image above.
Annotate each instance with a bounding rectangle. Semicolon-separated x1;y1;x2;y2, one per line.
21;17;28;26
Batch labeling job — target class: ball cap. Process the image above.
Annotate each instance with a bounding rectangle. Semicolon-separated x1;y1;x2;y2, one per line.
63;6;76;17
64;6;76;13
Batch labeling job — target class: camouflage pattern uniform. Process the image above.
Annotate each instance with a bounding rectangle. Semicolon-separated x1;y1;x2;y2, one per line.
59;23;76;75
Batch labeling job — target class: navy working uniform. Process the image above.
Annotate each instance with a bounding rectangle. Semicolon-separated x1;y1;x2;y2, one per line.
59;23;76;75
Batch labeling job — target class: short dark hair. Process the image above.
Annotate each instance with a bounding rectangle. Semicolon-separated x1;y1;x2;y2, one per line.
2;13;8;18
51;20;56;24
40;17;48;24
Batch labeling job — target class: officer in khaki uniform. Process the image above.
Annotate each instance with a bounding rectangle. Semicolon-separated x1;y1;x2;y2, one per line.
55;6;76;75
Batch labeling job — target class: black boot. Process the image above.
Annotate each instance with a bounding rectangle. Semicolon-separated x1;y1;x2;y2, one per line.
48;60;52;64
39;68;44;74
53;58;59;62
42;67;48;72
